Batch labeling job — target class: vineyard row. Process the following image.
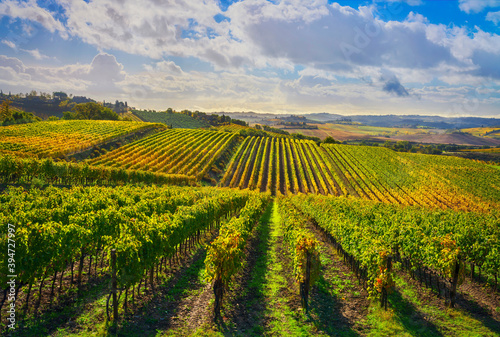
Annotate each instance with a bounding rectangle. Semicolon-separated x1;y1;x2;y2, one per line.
220;137;500;212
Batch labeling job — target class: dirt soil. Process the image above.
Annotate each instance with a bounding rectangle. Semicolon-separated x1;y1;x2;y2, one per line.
308;222;371;335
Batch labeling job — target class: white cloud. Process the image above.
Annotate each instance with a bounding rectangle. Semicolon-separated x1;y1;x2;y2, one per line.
486;10;500;24
459;0;500;14
0;0;67;38
1;40;16;49
1;0;497;90
226;2;465;87
0;53;127;95
1;53;498;117
21;48;50;60
0;1;499;116
87;53;125;83
153;60;184;75
0;55;26;73
57;0;226;60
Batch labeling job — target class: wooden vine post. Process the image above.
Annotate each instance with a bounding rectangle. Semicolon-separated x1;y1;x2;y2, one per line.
111;249;118;322
77;247;85;294
213;275;224;323
381;255;392;310
450;259;460;308
300;252;312;313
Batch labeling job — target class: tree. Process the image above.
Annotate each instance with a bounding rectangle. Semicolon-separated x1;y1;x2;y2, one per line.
0;100;12;120
62;111;75;120
68;102;119;120
59;99;76;110
53;92;68;100
323;136;336;144
1;100;41;125
232;119;247;126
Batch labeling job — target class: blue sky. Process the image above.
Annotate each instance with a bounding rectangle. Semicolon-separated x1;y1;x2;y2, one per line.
0;0;500;117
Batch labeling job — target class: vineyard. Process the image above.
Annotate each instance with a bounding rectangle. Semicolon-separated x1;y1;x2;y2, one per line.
215;124;288;138
131;110;209;129
214;124;250;133
120;112;143;122
0;154;195;186
0;186;267;329
0;121;499;336
0;185;499;336
88;129;238;179
462;127;500;139
0;120;161;159
220;137;500;212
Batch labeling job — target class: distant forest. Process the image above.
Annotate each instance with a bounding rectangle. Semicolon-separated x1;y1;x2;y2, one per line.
0;90;128;119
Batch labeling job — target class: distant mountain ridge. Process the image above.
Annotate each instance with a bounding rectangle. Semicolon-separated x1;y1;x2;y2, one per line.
210;111;500;129
304;113;500;129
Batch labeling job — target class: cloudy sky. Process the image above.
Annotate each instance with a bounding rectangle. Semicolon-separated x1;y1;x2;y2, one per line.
1;0;500;117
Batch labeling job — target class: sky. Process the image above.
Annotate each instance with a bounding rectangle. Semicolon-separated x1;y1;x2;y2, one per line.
0;0;500;117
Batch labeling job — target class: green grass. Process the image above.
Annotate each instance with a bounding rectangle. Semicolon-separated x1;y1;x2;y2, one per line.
12;281;111;337
261;201;325;336
308;239;362;336
366;274;500;337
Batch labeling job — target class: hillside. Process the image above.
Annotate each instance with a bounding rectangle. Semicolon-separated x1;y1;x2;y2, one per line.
219;137;499;212
273;123;500;146
87;128;237;179
391;132;500;146
0;120;163;159
210;111;500;129
132;110;209;128
462;127;500;140
304;113;500;129
0;121;499;336
1;123;497;212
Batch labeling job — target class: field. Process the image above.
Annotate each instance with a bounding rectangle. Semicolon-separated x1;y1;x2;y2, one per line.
462;127;500;139
273;123;436;141
275;123;500;146
132;110;209;128
215;124;289;138
120;112;143;122
220;136;499;212
214;123;250;132
87;128;237;179
0;120;499;336
450;146;500;163
0;120;161;159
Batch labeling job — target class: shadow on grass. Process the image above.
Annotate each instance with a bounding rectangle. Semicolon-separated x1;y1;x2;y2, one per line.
112;247;210;337
388;289;444;337
217;201;273;337
308;276;360;337
6;274;111;337
455;292;500;335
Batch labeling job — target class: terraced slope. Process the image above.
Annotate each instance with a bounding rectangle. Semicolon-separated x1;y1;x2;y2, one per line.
221;137;500;212
0;120;160;158
88;128;237;179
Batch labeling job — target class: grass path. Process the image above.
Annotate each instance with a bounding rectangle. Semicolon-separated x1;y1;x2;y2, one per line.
365;273;500;337
261;200;322;336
